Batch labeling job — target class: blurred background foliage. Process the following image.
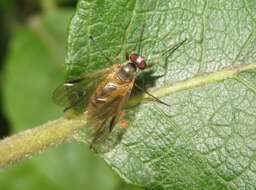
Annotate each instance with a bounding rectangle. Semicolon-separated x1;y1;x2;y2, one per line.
0;1;141;189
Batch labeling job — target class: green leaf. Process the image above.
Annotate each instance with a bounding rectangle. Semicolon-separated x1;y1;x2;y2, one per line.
67;0;256;189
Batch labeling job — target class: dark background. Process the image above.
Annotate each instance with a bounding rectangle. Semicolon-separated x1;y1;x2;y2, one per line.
0;0;78;138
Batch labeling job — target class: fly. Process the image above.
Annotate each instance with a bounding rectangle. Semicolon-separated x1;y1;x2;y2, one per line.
53;32;186;152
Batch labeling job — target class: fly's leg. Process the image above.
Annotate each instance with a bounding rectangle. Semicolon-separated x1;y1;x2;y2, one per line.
119;111;126;117
134;83;171;107
119;120;129;129
118;111;129;129
162;39;187;58
125;52;129;61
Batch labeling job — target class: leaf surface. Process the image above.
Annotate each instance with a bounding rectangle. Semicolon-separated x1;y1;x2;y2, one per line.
67;0;256;189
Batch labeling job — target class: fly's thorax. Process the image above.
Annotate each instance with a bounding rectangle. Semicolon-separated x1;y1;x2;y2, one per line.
117;62;137;82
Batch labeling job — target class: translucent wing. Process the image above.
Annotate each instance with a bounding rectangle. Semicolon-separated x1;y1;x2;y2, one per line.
85;80;135;153
53;69;110;112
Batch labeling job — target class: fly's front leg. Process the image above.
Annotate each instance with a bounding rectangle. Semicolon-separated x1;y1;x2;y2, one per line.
125;52;129;61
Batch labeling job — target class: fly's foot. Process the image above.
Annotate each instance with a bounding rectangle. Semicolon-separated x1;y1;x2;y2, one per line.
119;111;126;118
119;120;129;129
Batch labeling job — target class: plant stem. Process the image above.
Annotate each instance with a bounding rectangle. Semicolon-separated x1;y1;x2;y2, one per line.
0;63;255;169
0;116;86;168
128;63;256;106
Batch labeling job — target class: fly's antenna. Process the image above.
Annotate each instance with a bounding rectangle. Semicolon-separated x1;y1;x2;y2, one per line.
135;24;146;56
89;35;114;64
162;38;187;58
134;24;146;87
134;83;170;107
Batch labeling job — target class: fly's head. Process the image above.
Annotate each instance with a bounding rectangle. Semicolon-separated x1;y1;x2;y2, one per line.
118;53;146;81
129;53;146;70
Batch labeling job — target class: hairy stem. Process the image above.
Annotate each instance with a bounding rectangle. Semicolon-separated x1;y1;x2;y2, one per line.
0;116;86;168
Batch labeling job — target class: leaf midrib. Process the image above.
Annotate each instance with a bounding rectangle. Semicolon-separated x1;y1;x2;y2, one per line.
128;63;256;107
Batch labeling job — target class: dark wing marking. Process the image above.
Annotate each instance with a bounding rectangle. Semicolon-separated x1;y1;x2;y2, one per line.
53;69;109;112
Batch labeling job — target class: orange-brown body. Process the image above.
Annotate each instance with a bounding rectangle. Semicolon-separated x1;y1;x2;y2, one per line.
53;53;147;151
86;64;135;131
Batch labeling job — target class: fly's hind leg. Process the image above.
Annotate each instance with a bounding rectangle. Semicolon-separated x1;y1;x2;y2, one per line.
119;111;126;117
119;120;129;129
118;111;129;129
109;111;129;130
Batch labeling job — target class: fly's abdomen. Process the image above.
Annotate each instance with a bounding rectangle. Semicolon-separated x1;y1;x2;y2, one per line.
87;81;118;114
95;82;117;103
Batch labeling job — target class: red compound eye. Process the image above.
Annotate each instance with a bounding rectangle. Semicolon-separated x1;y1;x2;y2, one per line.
130;53;139;63
137;60;146;70
129;53;146;70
